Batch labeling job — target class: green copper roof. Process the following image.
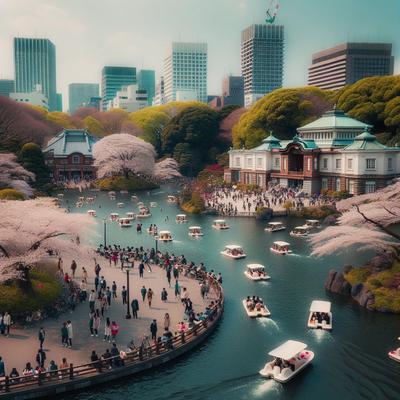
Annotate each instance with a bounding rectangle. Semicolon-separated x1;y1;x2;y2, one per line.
44;129;98;156
253;134;282;150
344;131;387;151
290;134;318;149
298;108;372;131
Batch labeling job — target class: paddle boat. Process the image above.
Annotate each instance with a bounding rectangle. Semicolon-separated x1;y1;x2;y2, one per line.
118;217;132;228
57;193;64;199
120;190;128;194
126;212;135;220
308;300;332;330
137;207;151;218
265;222;286;232
157;230;173;242
212;219;229;230
167;195;177;204
86;197;95;204
220;245;246;259
188;226;203;237
388;338;400;363
108;191;116;200
150;202;158;208
78;196;85;202
110;213;119;222
243;296;271;318
75;201;83;208
270;241;292;255
131;195;139;202
117;202;124;208
87;209;97;217
137;202;144;207
305;219;321;228
244;264;270;281
259;340;314;383
290;226;309;237
176;214;188;223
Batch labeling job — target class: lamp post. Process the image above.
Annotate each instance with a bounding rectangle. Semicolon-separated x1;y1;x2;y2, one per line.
123;260;133;319
103;218;107;247
155;235;158;253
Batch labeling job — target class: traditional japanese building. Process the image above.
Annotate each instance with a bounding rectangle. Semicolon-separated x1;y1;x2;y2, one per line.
225;108;400;195
43;129;98;182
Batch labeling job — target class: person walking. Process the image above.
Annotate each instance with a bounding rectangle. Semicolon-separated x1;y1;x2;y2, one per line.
150;320;157;341
164;313;170;330
61;322;68;347
111;321;119;342
66;321;73;348
70;260;77;278
121;286;127;305
3;312;11;336
36;348;46;368
38;327;45;349
140;286;147;302
131;299;139;319
89;312;95;336
89;290;96;312
174;280;180;298
147;288;154;307
112;281;117;298
139;262;144;278
94;276;99;292
104;318;111;343
82;267;88;283
93;310;101;337
161;288;168;302
106;287;112;306
166;268;171;287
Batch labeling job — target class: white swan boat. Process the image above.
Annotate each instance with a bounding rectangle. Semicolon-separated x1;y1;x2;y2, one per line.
157;230;173;242
87;209;97;217
270;241;292;255
244;264;270;281
308;300;332;330
212;219;229;230
167;195;177;203
176;214;188;223
188;226;204;237
110;213;119;222
118;217;132;228
265;222;286;232
290;226;309;237
259;340;314;383
220;245;246;259
242;298;271;318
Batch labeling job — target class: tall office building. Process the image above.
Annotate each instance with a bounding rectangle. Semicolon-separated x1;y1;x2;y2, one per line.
137;70;155;106
308;43;394;90
222;76;244;107
101;66;136;111
241;25;284;107
153;76;166;106
164;42;207;103
14;38;57;110
56;93;63;112
69;83;100;113
0;79;15;97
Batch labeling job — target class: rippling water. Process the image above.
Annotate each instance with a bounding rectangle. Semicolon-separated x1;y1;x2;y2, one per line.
61;185;400;400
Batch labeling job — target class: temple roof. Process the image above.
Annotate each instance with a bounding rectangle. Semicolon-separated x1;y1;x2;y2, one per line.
253;134;282;150
344;130;388;151
44;129;98;157
297;108;372;132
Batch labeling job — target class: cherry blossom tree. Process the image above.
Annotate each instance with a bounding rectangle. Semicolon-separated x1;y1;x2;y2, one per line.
310;180;400;257
154;158;182;180
0;198;95;286
0;153;35;197
92;133;156;178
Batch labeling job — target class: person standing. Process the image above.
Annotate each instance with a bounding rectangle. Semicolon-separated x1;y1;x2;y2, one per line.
66;321;73;348
94;276;99;292
93;310;101;337
121;286;127;305
89;312;95;336
3;312;11;336
70;260;77;278
61;323;68;347
112;281;117;298
111;321;119;342
150;319;157;341
164;313;170;330
106;287;112;306
0;356;5;377
140;286;147;302
174;280;180;298
89;290;96;312
36;348;46;368
82;267;88;283
147;288;154;307
38;327;46;349
80;280;87;302
161;288;168;302
104;318;111;343
166;267;172;287
139;262;144;278
131;299;139;319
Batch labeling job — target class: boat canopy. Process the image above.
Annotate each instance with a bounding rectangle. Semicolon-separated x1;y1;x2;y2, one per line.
159;230;171;235
274;241;290;247
176;214;187;218
269;340;307;360
214;219;226;223
293;226;308;231
268;222;283;226
309;300;331;313
247;264;265;271
306;219;319;224
110;213;119;216
119;217;131;222
88;210;95;213
189;226;201;230
225;245;242;250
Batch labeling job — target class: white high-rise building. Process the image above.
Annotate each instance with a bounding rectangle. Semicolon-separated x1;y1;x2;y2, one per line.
10;84;49;109
108;84;148;112
153;76;166;106
164;42;207;103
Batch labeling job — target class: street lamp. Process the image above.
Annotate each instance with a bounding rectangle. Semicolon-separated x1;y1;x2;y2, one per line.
122;260;134;319
154;235;158;253
103;218;107;247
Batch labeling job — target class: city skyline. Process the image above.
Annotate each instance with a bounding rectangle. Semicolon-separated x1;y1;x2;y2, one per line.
0;0;399;110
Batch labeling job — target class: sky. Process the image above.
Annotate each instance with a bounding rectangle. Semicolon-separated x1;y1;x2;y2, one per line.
0;0;399;111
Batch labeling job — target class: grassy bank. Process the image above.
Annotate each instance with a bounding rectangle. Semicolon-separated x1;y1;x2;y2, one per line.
95;176;158;191
291;205;338;219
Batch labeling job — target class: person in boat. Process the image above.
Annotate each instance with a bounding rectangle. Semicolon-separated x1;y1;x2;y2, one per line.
323;313;330;324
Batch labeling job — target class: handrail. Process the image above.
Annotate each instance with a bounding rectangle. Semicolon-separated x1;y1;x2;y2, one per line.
0;268;224;396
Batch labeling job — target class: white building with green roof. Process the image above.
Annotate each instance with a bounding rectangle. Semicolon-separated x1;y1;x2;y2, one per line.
226;108;400;195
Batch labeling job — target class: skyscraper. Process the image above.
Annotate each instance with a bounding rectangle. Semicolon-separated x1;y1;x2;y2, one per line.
101;66;136;111
69;83;100;113
0;79;15;97
308;43;394;90
241;25;284;107
14;38;57;111
221;76;244;107
164;42;207;103
137;70;155;106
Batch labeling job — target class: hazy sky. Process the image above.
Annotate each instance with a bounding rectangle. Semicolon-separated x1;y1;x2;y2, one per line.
0;0;399;110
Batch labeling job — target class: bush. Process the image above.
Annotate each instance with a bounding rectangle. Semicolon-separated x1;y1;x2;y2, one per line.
0;188;25;200
292;205;337;219
95;175;158;191
345;266;372;286
255;207;273;221
372;288;400;313
181;191;205;214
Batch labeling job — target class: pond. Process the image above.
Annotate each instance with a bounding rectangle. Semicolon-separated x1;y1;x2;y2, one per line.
62;185;400;400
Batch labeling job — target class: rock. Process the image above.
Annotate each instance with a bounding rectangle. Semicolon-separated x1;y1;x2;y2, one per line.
330;271;346;294
351;283;363;297
324;270;337;291
323;215;337;226
351;284;375;310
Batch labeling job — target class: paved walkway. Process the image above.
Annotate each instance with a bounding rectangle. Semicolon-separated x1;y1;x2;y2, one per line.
0;257;214;374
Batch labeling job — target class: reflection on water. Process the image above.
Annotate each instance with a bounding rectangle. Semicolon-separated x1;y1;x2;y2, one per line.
62;185;400;400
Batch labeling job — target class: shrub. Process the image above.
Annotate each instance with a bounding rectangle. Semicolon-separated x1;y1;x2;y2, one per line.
345;266;372;286
0;188;25;200
95;175;158;191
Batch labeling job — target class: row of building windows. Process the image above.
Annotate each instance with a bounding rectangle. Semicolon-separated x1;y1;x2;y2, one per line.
321;178;377;194
321;157;393;171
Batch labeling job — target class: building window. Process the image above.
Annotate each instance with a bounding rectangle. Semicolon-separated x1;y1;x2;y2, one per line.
257;158;263;168
313;158;318;170
274;158;280;169
246;158;253;168
335;178;341;191
347;158;353;170
335;159;341;169
366;158;376;170
387;158;393;171
235;157;240;167
365;181;376;193
321;177;328;190
72;155;81;164
307;158;311;171
322;158;328;169
348;180;355;195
